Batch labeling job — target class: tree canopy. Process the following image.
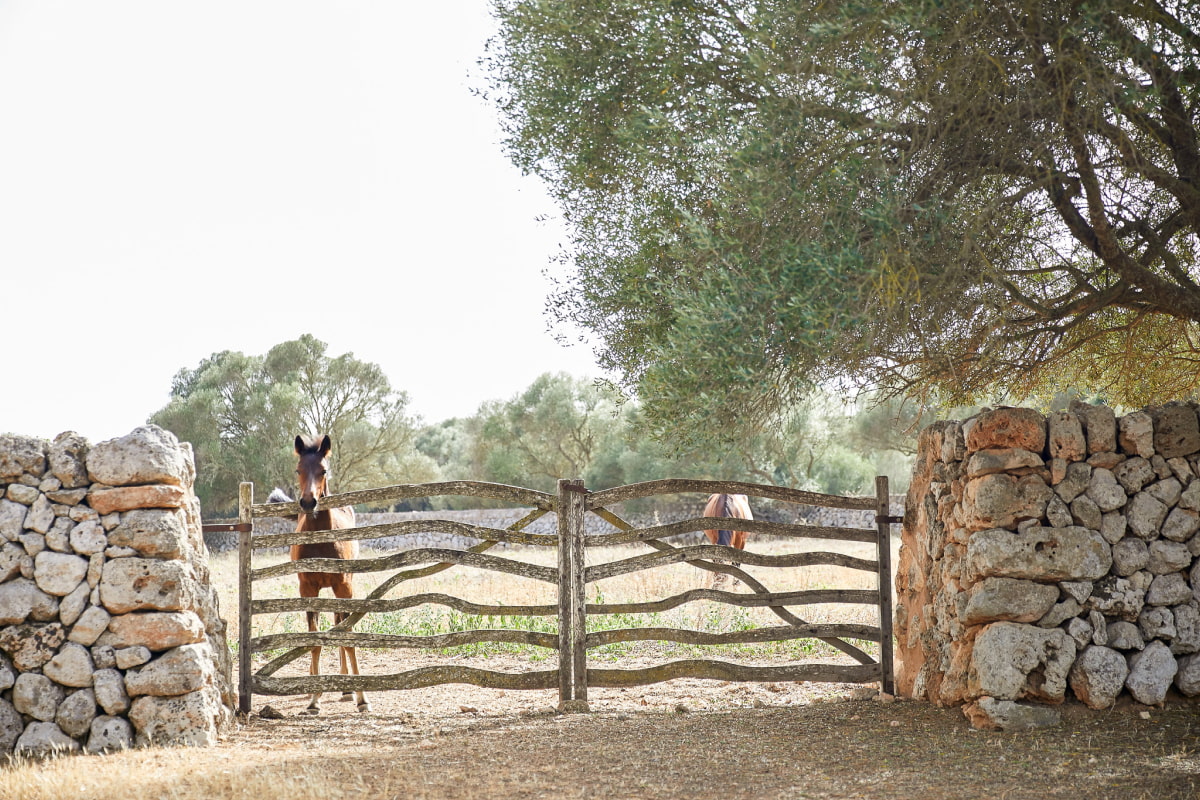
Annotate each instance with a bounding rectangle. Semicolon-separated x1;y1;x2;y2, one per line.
484;0;1200;447
150;335;430;512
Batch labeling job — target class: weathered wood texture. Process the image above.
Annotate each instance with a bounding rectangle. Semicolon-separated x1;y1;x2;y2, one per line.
237;481;253;715
239;477;896;707
586;479;876;511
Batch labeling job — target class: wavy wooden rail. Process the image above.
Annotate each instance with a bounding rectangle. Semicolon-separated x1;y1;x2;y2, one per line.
585;624;881;648
253;629;557;652
253;547;559;584
586;545;879;583
251;480;555;519
257;665;561;695
586;517;877;547
588;660;883;687
253;519;559;549
586;479;877;511
251;587;879;618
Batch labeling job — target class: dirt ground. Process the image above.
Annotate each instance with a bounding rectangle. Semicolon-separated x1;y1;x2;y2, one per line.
222;650;1200;800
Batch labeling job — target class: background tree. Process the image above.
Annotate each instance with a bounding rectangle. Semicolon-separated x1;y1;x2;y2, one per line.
484;0;1200;449
151;335;423;513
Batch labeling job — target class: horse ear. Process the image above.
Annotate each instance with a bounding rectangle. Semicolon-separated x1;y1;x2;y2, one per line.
319;434;332;457
295;435;306;455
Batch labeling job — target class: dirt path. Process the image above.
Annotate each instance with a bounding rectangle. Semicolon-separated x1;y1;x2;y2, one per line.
221;652;1200;800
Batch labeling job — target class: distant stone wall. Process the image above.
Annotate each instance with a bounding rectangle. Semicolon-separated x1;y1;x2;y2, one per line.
0;426;233;754
897;402;1200;729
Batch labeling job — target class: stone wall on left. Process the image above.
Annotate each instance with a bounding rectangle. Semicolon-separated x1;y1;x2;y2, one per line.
0;426;234;754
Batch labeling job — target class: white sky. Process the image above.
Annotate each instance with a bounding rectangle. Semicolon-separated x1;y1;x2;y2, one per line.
0;1;600;443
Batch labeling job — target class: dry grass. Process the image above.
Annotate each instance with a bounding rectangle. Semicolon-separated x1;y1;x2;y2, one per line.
3;533;1198;799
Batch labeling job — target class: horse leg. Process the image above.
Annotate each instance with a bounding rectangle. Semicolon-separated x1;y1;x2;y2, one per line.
333;588;370;713
303;605;324;715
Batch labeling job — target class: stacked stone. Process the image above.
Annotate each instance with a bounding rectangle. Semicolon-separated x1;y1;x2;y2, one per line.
895;401;1200;728
0;426;233;755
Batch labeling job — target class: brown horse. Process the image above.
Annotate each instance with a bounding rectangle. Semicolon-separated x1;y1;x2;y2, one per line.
702;493;753;587
286;434;370;714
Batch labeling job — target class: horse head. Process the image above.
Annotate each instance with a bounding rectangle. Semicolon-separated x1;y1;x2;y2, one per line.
294;433;333;516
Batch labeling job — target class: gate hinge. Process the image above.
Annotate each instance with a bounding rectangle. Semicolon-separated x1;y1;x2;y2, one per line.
875;515;904;525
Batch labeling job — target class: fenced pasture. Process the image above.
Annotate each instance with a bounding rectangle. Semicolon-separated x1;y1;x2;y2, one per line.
229;477;895;713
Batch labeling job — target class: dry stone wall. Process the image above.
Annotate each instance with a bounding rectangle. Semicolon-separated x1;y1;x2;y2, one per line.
0;426;233;755
896;401;1200;728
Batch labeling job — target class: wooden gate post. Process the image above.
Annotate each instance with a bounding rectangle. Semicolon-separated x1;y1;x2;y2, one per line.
875;476;896;696
238;481;254;715
557;479;588;710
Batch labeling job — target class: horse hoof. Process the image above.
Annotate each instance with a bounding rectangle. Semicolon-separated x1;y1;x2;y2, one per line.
357;702;372;713
303;706;321;716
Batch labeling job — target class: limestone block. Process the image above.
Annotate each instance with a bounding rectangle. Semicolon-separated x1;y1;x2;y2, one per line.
105;508;189;559
1087;576;1146;621
1045;496;1073;528
1177;653;1200;696
1086;469;1128;512
0;652;13;691
6;484;38;504
88;485;188;516
965;408;1047;454
967;526;1112;582
0;699;21;753
1055;462;1093;503
24;494;55;534
92;668;131;715
0;578;59;625
1127;491;1169;540
1070;494;1102;530
1066;616;1094;648
101;610;205;651
1068;645;1129;709
962;696;1061;731
1100;511;1127;545
1147;573;1192;607
68;519;107;555
1119;412;1155;457
68;604;112;646
1125;640;1178;705
1038;598;1082;628
13;672;65;721
1172;602;1200;654
33;551;88;596
86;425;194;489
962;474;1053;531
48;431;90;489
1149;477;1183;507
129;686;224;747
99;558;190;614
965;448;1045;478
124;643;214;697
56;688;97;738
1071;401;1117;454
1167;457;1196;483
43;642;94;687
1048;412;1086;461
1112;537;1150;577
961;578;1059;626
1148;540;1191;574
1149;403;1200;459
87;715;134;753
1107;620;1145;650
0;500;25;541
115;646;152;670
1180;480;1200;511
1163;508;1200;543
0;622;66;670
1139;606;1176;641
59;581;92;627
0;434;47;481
1114;457;1155;493
970;622;1075;702
14;722;80;755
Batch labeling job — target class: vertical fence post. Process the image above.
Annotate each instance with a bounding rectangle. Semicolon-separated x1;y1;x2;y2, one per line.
238;481;254;715
875;476;896;696
557;479;588;710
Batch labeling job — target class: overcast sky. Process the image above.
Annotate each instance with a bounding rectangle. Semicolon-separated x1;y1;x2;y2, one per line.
0;1;600;443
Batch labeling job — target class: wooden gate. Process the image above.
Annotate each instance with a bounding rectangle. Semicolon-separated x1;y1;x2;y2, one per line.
233;477;897;714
